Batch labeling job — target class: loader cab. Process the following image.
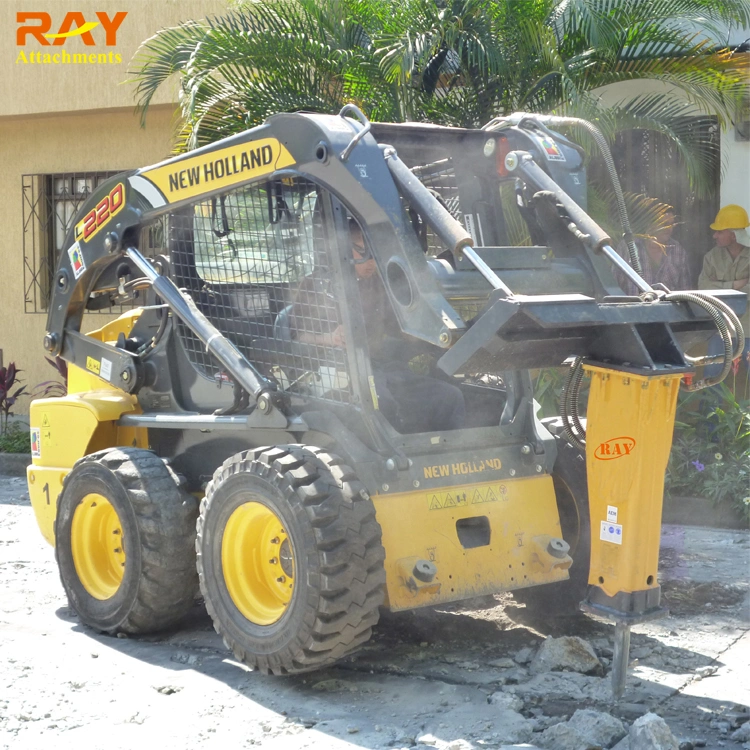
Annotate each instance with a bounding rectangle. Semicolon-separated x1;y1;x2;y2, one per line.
141;170;513;440
156;177;355;408
131;118;611;453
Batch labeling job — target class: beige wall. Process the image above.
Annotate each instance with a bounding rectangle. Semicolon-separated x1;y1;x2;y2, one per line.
1;0;228;117
0;107;184;409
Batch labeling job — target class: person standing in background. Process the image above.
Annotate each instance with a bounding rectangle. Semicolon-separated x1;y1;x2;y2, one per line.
698;204;750;374
616;208;691;295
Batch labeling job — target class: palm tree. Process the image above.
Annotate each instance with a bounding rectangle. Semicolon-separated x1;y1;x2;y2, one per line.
131;0;749;193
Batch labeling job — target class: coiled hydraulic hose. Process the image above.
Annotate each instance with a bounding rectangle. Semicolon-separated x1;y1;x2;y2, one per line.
560;356;587;453
663;291;744;390
560;290;745;446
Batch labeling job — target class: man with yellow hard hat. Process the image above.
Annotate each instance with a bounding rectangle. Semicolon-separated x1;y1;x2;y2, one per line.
698;204;750;373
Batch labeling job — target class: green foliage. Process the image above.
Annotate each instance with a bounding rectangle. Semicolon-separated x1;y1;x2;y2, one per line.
534;366;590;419
666;384;750;524
534;367;566;418
0;422;30;454
0;363;26;435
130;0;749;195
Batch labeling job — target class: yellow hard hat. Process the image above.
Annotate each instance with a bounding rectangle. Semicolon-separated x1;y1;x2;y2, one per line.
710;204;750;231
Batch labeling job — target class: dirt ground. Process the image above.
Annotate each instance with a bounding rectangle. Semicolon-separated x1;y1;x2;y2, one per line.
1;471;748;750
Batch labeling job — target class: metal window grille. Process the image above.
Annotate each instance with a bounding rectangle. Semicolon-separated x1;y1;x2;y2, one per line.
22;171;124;313
164;177;352;404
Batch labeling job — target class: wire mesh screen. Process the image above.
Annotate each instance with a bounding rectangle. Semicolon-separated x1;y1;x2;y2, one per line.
410;158;462;256
164;177;351;403
404;158;492;323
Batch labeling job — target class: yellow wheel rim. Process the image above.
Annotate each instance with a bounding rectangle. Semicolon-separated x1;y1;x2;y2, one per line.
222;501;294;626
71;493;126;600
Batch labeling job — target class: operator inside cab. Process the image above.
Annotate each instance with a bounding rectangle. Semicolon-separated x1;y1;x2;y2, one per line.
289;218;466;433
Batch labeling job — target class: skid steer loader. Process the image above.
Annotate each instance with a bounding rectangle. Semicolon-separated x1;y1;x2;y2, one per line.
27;105;744;696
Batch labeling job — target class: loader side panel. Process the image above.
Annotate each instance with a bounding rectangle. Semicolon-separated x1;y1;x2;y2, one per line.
27;394;147;546
373;475;571;611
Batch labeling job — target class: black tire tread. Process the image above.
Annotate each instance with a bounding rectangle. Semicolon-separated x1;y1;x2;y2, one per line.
197;444;385;675
58;447;198;634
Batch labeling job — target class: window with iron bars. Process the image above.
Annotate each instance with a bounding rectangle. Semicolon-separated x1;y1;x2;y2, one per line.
22;171;125;313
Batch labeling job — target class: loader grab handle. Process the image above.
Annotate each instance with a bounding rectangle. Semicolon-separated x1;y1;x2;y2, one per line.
339;104;372;161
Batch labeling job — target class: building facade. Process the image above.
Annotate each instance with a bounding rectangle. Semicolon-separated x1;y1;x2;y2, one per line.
0;1;228;408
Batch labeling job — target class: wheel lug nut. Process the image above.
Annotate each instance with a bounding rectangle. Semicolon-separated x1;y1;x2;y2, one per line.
114;548;122;553
271;537;280;544
277;576;286;583
112;529;120;535
269;558;278;565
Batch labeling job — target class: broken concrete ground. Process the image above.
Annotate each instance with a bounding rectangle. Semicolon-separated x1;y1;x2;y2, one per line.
0;473;748;749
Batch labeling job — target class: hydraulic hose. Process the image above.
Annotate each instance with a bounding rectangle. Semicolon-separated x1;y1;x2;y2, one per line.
560;289;743;446
663;291;744;391
557;117;642;275
673;292;743;364
560;356;587;452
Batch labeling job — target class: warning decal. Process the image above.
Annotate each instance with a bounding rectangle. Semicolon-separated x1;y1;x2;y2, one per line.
539;136;566;161
68;241;86;279
428;485;510;511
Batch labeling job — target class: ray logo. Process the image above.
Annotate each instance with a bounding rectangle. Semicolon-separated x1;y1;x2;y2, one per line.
594;436;636;461
17;12;127;46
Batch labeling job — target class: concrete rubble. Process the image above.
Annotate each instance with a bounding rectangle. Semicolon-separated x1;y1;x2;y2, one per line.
539;708;627;750
530;636;603;675
501;670;613;702
732;720;750;742
628;712;680;750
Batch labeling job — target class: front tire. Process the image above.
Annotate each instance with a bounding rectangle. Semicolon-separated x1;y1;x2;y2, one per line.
197;445;386;675
55;448;199;634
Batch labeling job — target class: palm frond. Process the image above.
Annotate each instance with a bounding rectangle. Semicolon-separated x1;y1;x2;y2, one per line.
129;20;209;124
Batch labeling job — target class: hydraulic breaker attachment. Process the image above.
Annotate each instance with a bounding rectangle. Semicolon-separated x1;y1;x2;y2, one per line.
580;364;682;699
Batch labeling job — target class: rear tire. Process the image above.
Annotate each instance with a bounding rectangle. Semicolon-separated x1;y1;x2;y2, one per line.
514;432;590;615
55;448;199;634
197;445;386;675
